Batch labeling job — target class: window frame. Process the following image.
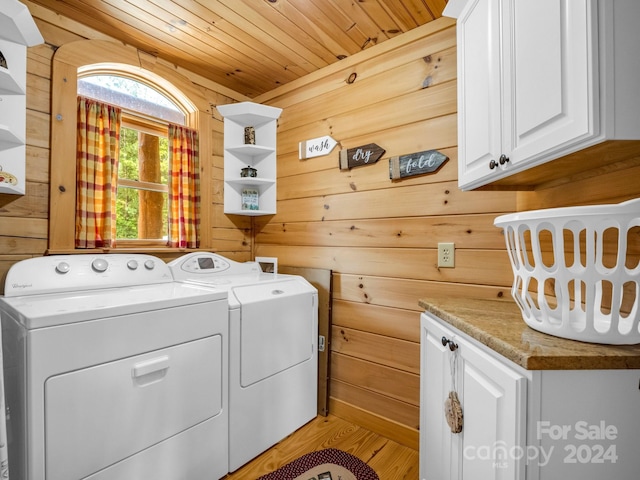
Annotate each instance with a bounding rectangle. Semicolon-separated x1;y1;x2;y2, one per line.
116;118;169;246
48;40;214;253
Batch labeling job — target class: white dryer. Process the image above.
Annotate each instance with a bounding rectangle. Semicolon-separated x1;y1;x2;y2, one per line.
0;254;229;480
169;252;318;471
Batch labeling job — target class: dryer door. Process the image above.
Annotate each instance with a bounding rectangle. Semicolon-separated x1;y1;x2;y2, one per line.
44;335;223;480
233;279;315;387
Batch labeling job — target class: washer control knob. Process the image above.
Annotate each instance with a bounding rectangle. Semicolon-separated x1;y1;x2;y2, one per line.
127;260;139;270
92;258;108;272
55;261;71;274
144;259;156;270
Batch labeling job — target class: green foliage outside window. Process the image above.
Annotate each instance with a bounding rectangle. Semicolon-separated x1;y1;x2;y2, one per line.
116;127;169;239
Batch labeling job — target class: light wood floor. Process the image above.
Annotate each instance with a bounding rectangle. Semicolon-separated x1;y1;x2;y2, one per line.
223;414;419;479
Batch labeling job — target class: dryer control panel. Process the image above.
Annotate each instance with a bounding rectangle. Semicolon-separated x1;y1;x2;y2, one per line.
169;252;261;279
179;255;231;274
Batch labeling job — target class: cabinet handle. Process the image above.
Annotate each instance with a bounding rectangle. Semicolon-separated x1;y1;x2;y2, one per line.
489;159;498;170
441;336;458;351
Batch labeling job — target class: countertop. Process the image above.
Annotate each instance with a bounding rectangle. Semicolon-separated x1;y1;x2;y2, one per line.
419;297;640;370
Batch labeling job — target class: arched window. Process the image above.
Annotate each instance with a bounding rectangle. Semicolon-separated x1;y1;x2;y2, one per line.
48;41;213;252
77;70;186;243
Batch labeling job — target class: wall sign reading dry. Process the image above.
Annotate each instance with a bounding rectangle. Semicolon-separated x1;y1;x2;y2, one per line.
389;149;448;180
299;135;337;159
339;143;385;170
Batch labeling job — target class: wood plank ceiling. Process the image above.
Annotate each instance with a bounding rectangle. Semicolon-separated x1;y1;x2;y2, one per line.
28;0;448;97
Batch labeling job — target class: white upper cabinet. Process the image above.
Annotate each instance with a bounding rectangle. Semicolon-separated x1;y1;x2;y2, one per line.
0;0;43;195
445;0;640;190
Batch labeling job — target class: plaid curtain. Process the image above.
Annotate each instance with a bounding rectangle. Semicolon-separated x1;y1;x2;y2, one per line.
76;96;121;248
168;124;200;248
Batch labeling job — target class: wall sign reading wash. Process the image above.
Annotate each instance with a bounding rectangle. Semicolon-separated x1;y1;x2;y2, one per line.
389;149;448;180
299;135;337;159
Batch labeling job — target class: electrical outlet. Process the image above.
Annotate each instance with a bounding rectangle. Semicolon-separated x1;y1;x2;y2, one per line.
438;242;455;268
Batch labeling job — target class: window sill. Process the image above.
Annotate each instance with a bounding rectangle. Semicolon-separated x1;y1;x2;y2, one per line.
46;247;214;255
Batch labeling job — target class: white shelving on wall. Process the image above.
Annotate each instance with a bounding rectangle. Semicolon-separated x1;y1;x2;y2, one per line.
0;0;43;195
216;101;282;216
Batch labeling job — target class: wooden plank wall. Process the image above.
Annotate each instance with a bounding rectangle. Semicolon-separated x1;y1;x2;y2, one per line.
252;18;519;449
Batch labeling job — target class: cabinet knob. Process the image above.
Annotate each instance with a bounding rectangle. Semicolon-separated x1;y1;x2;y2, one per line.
441;336;458;351
489;159;498;170
499;154;510;165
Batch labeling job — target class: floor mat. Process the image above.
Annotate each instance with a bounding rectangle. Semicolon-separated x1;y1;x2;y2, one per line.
257;448;379;480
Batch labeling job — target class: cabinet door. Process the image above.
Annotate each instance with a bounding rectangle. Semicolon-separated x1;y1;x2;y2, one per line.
455;0;598;190
457;332;527;480
507;0;596;167
421;313;527;480
421;314;456;479
456;0;505;190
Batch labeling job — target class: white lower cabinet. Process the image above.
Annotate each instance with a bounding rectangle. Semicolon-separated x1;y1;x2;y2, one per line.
420;312;640;480
420;312;527;479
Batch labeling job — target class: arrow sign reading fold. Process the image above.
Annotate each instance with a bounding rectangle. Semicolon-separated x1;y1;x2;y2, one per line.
299;135;338;159
339;143;385;170
389;149;448;180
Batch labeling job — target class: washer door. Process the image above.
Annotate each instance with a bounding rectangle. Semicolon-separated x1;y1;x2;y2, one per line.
44;335;223;480
234;280;314;387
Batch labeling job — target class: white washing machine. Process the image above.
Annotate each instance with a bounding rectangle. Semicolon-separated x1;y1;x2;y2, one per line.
0;254;229;480
169;252;318;471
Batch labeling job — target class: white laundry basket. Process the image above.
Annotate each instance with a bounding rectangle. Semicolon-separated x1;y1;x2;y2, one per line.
494;198;640;344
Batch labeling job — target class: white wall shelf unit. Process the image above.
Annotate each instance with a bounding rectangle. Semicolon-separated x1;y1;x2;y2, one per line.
216;101;282;216
0;65;25;95
0;0;43;195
